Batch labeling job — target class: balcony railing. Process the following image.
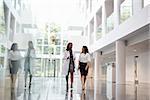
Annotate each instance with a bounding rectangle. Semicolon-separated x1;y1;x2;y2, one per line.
120;0;132;23
106;13;114;33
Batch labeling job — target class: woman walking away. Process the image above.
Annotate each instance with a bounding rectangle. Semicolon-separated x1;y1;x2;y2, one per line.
24;41;35;89
8;43;22;88
78;46;91;90
63;42;75;91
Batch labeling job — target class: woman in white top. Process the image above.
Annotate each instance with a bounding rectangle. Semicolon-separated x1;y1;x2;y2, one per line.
8;43;22;88
62;42;75;90
24;41;35;88
78;46;91;90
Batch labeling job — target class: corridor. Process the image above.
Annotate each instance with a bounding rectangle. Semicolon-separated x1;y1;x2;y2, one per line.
0;76;150;100
0;0;150;100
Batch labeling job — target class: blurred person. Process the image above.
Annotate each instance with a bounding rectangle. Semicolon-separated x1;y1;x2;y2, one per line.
8;43;22;88
63;42;75;91
78;46;91;90
24;41;35;89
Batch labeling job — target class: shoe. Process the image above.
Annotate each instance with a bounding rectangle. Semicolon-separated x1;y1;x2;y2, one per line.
66;84;68;91
29;82;31;89
71;84;73;88
82;85;85;90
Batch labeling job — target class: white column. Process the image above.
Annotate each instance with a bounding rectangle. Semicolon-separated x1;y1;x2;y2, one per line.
116;40;126;84
116;85;126;100
115;47;126;100
94;14;97;42
148;26;150;84
114;0;120;28
133;0;143;15
102;2;106;36
88;24;91;46
4;10;11;69
94;51;102;100
14;19;17;34
94;51;102;80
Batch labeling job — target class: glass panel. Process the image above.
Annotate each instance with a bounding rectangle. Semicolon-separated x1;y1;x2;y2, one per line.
44;38;48;45
106;13;114;33
0;45;5;54
0;45;5;68
43;46;49;54
56;46;60;55
120;0;132;23
0;0;5;35
36;46;42;54
63;47;66;53
49;47;54;54
96;24;102;40
37;39;42;45
55;39;61;45
63;40;68;46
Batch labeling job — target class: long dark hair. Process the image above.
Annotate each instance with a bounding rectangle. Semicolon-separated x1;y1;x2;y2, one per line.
82;46;89;54
10;43;18;51
28;41;34;49
66;42;72;51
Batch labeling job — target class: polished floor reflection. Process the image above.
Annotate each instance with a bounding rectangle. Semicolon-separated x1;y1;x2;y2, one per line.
0;75;150;100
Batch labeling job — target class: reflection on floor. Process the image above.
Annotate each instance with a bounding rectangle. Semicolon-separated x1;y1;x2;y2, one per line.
0;75;150;100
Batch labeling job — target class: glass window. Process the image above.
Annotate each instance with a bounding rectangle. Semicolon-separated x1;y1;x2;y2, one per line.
55;39;61;45
63;47;66;53
56;46;61;55
106;13;114;33
49;47;54;55
96;24;102;40
0;1;5;35
44;38;48;45
0;45;5;68
63;40;68;46
36;46;42;54
37;39;42;45
43;46;49;54
0;45;5;54
120;0;133;23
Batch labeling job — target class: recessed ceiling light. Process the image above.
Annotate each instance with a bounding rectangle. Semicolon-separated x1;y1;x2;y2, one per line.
133;49;137;52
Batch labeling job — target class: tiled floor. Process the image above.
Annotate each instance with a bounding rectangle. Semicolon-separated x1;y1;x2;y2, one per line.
0;74;150;100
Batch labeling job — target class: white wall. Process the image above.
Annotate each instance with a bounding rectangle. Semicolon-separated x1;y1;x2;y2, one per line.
126;42;150;84
13;33;33;49
62;35;88;52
